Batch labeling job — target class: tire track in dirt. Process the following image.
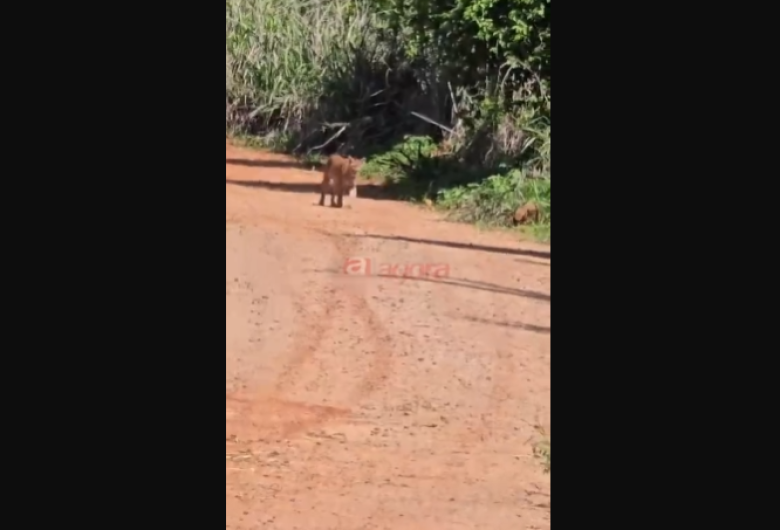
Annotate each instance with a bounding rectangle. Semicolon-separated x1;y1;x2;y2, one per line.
343;231;525;449
226;144;551;529
272;280;337;395
441;281;548;450
246;186;396;406
225;161;401;522
419;242;547;450
226;218;343;448
226;259;342;442
226;197;400;526
266;231;395;441
440;281;525;449
333;220;550;476
226;164;395;444
328;231;395;401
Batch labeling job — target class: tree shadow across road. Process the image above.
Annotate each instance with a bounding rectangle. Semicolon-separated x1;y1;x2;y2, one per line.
345;234;550;260
459;315;550;335
226;178;400;201
226;157;308;170
380;274;550;302
312;268;549;303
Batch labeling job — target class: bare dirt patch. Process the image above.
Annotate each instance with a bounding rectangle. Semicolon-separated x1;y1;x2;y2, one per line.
226;143;551;529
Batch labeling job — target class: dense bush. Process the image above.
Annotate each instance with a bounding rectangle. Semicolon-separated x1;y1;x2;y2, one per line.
226;0;550;238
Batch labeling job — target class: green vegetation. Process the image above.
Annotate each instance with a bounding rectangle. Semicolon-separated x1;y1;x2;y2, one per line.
226;0;551;240
534;438;551;474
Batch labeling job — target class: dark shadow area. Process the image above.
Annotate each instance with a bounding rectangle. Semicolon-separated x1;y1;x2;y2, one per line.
369;155;504;201
226;157;309;170
396;275;550;302
460;315;550;335
227;48;510;200
229;47;436;163
310;268;549;302
226;178;316;194
516;257;550;267
225;178;407;201
345;234;550;259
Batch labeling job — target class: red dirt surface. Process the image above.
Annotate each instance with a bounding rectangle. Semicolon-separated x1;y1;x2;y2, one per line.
226;142;551;529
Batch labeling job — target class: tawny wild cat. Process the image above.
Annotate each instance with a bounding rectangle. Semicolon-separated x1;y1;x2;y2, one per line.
318;154;359;208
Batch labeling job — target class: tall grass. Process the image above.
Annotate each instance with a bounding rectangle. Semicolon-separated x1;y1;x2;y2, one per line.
226;0;550;240
226;0;383;142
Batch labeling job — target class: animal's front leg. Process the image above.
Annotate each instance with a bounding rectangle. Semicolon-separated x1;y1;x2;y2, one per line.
318;179;328;206
342;185;356;208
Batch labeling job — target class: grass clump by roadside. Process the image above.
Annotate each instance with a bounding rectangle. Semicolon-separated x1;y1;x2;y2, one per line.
529;424;550;474
534;438;551;474
357;125;550;242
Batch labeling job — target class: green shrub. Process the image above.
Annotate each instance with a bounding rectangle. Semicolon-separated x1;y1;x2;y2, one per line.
226;0;551;240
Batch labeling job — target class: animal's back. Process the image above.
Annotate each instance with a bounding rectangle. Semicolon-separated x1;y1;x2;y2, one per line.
323;154;356;190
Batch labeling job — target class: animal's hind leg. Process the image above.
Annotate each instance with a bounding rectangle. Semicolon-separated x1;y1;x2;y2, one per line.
318;177;328;206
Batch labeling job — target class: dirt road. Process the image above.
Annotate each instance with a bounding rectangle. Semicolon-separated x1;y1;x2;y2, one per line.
226;143;551;529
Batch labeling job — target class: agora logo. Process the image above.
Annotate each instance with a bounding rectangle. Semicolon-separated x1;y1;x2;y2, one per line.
343;257;450;279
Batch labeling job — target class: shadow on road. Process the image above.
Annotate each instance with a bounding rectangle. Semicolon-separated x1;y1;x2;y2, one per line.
346;234;550;259
226;178;399;201
226;158;309;170
381;274;550;302
312;268;549;302
459;315;550;335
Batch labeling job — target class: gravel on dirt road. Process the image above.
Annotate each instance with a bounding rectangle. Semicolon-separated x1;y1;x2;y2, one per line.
226;144;551;529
